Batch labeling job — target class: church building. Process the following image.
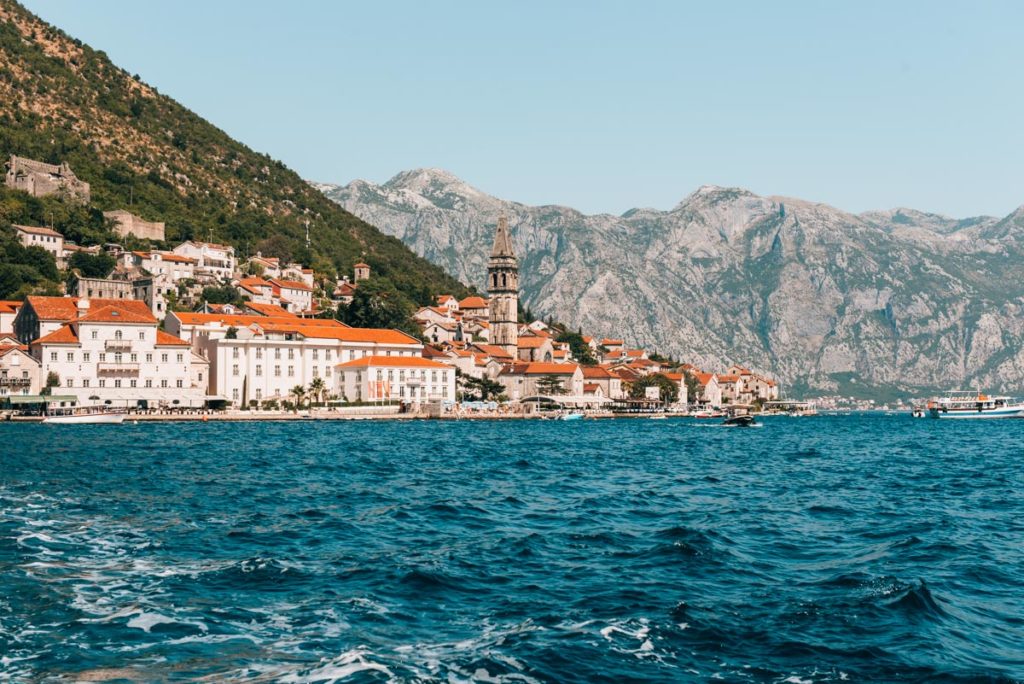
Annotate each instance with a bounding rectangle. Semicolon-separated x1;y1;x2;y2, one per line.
487;216;518;357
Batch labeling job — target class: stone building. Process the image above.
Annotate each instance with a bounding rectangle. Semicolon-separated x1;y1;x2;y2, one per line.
5;155;90;204
103;210;166;241
13;224;64;266
487;216;518;357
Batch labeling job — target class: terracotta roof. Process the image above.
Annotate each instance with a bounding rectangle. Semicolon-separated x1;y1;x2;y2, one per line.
601;338;624;346
354;262;370;269
270;278;313;292
155;330;191;346
77;304;157;325
663;372;684;381
717;374;741;383
502;362;580;376
13;224;62;237
472;344;514;360
26;297;155;323
583;383;601;393
334;283;357;296
152;252;195;264
458;296;488;309
244;302;295;317
33;324;79;345
625;349;645;358
581;366;614;379
0;300;21;314
582;336;593;343
695;372;717;386
337;355;449;369
517;336;550;349
523;327;552;338
0;344;30;356
436;294;457;304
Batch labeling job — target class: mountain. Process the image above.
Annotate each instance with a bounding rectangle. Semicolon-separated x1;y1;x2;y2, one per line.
0;1;467;303
316;169;1024;398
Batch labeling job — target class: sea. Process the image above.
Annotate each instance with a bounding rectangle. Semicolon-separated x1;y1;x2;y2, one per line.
1;415;1022;682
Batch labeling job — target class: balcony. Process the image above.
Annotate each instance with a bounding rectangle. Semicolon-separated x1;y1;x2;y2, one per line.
0;377;31;388
105;340;133;352
97;362;140;375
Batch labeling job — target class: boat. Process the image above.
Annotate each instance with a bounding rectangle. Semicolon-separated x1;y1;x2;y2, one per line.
42;406;126;424
559;412;584;421
927;391;1024;419
43;410;126;425
723;415;757;427
649;415;667;420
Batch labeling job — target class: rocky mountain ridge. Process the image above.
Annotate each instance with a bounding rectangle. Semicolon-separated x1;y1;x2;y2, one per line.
315;170;1024;398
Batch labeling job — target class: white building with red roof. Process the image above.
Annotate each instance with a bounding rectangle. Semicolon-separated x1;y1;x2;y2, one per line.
14;224;64;265
172;241;236;281
0;343;41;398
335;355;455;404
23;297;207;407
0;300;22;336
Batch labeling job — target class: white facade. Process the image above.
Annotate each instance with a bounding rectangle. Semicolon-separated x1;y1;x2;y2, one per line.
14;225;64;265
30;300;205;407
335;356;455;404
0;346;41;398
173;241;236;281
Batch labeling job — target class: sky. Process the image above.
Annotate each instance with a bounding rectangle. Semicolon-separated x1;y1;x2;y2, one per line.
19;0;1024;218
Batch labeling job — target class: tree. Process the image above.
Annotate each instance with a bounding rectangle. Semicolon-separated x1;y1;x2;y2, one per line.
340;276;418;335
462;374;504;401
68;251;115;278
555;331;597;365
536;374;567;395
289;385;307;413
629;373;679;404
41;371;60;395
201;285;243;306
308;377;327;406
225;326;238;340
682;370;701;405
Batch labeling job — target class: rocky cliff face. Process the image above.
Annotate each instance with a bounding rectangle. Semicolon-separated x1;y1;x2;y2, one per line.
314;170;1024;397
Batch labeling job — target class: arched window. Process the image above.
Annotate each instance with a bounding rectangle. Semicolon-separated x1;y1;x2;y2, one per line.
114;330;123;340
501;273;507;288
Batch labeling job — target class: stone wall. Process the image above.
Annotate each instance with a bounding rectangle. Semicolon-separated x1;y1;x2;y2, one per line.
5;155;91;204
103;210;166;241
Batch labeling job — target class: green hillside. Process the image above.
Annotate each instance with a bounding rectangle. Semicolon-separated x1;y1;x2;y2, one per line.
0;0;468;304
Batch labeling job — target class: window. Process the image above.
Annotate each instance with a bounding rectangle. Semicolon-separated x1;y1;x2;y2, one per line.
114;353;122;364
256;348;263;360
161;379;168;388
50;352;57;362
325;349;331;360
199;373;203;382
114;379;121;388
99;353;106;362
145;379;153;388
312;367;319;378
176;379;183;388
312;349;319;360
66;352;74;362
83;352;90;362
98;379;106;388
288;365;294;377
274;349;281;360
232;388;239;401
139;331;145;340
161;353;169;363
233;348;240;359
130;379;137;388
82;379;90;388
288;349;294;360
91;330;98;340
130;353;138;363
256;388;262;400
115;330;123;340
232;364;239;376
66;378;73;387
274;366;281;377
177;353;183;363
325;367;331;377
256;365;263;377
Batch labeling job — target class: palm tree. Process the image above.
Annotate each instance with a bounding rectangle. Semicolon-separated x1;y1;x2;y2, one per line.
289;385;307;413
308;377;326;407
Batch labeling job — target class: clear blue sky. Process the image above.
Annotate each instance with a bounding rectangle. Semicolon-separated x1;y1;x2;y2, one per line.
20;0;1024;218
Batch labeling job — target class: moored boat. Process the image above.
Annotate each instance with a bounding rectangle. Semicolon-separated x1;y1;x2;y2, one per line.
42;407;126;424
927;391;1024;419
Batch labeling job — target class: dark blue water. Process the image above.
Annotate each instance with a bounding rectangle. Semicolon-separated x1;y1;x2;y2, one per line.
2;416;1022;682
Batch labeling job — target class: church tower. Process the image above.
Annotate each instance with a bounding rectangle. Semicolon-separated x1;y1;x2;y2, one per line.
488;215;519;357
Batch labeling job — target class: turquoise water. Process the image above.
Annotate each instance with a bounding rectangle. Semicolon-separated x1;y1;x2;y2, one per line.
1;416;1022;682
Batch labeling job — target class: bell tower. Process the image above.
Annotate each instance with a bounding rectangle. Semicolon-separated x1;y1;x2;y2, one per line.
487;215;519;357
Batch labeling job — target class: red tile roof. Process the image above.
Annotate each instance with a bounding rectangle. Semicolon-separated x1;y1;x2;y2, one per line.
155;330;191;346
581;366;614;379
270;278;313;292
244;302;295;317
601;338;624;346
337;355;450;369
517;336;550;349
27;297;156;324
33;324;79;345
14;224;62;237
502;362;580;376
0;300;21;314
458;296;488;309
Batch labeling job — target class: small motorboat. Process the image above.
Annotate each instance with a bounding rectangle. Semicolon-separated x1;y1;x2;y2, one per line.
42;406;126;425
559;412;584;421
722;415;757;427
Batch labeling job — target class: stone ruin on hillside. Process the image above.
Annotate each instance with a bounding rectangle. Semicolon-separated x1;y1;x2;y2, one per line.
4;154;91;204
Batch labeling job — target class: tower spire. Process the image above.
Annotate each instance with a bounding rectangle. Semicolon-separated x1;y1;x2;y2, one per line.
491;214;515;258
487;213;519;357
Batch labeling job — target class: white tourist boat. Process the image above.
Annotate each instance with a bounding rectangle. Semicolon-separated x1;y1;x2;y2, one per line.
927;391;1024;419
42;407;126;424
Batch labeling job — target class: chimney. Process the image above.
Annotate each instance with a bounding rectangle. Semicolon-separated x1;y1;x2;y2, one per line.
76;298;90;318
